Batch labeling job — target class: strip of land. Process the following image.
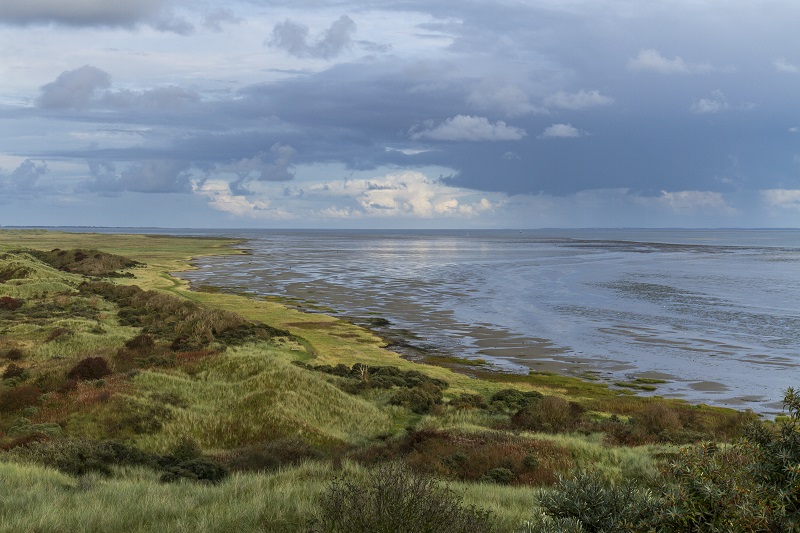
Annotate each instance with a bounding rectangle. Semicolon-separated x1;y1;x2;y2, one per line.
0;229;787;532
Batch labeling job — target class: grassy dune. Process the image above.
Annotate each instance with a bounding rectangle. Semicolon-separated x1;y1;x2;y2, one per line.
0;229;781;532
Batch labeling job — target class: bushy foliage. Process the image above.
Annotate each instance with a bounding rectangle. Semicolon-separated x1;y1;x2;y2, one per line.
28;248;139;277
160;457;229;484
0;347;25;361
533;471;659;532
389;382;444;414
9;439;159;477
0;296;23;310
511;396;586;433
449;393;488;410
489;388;543;413
357;428;572;486
305;362;450;413
658;389;800;531
0;383;42;413
314;462;497;533
307;362;449;393
481;467;515;484
66;356;112;381
81;280;288;350
226;437;323;473
2;363;27;380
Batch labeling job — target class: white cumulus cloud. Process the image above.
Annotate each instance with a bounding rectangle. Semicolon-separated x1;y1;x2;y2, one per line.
192;179;275;218
311;171;497;218
410;115;526;141
539;123;582;138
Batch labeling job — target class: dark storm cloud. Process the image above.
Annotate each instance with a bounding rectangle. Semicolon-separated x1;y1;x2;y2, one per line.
0;0;192;33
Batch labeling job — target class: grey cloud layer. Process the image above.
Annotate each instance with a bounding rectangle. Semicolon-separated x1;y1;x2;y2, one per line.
5;1;800;206
0;0;195;33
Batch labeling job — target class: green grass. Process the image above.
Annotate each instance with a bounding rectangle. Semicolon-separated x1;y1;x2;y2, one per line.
131;345;393;452
0;459;334;533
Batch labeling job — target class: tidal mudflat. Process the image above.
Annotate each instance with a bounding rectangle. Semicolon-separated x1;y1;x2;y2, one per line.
178;229;800;415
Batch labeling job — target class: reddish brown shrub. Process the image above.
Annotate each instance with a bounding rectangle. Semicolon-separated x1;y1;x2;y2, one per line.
67;357;112;381
511;396;586;433
0;384;42;413
0;347;25;361
2;363;26;380
124;334;155;353
0;297;22;311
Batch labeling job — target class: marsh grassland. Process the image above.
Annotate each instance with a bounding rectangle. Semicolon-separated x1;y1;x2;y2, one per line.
1;229;797;532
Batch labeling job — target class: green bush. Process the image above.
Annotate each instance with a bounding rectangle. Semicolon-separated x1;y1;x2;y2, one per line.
480;467;515;485
160;457;229;484
533;471;659;532
658;389;800;531
9;439;158;477
389;382;444;414
314;462;497;533
450;393;488;410
488;388;543;413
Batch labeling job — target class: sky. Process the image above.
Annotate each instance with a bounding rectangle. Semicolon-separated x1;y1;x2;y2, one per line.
1;0;800;229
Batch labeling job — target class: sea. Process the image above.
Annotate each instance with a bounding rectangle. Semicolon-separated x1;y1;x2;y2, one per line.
55;227;800;415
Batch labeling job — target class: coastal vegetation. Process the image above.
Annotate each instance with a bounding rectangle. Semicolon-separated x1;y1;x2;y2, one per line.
0;229;794;532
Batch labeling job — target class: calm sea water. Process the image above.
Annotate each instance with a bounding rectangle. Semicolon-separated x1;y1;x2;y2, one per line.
163;229;800;414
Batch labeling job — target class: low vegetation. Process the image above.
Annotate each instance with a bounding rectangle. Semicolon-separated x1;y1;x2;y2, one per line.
0;230;794;532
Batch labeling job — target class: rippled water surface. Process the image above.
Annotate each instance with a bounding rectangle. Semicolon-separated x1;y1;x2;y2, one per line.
176;229;800;414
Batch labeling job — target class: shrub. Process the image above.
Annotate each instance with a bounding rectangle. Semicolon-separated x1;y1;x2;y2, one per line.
534;471;659;532
66;357;112;381
450;393;488;410
488;388;543;413
358;429;573;486
160;457;229;484
29;248;139;276
226;437;323;473
9;439;158;477
658;442;771;531
511;396;585;433
481;467;515;485
0;296;22;310
314;462;497;533
389;382;444;414
124;334;155;353
0;347;25;361
0;384;42;413
658;389;800;531
634;402;682;436
2;363;27;380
